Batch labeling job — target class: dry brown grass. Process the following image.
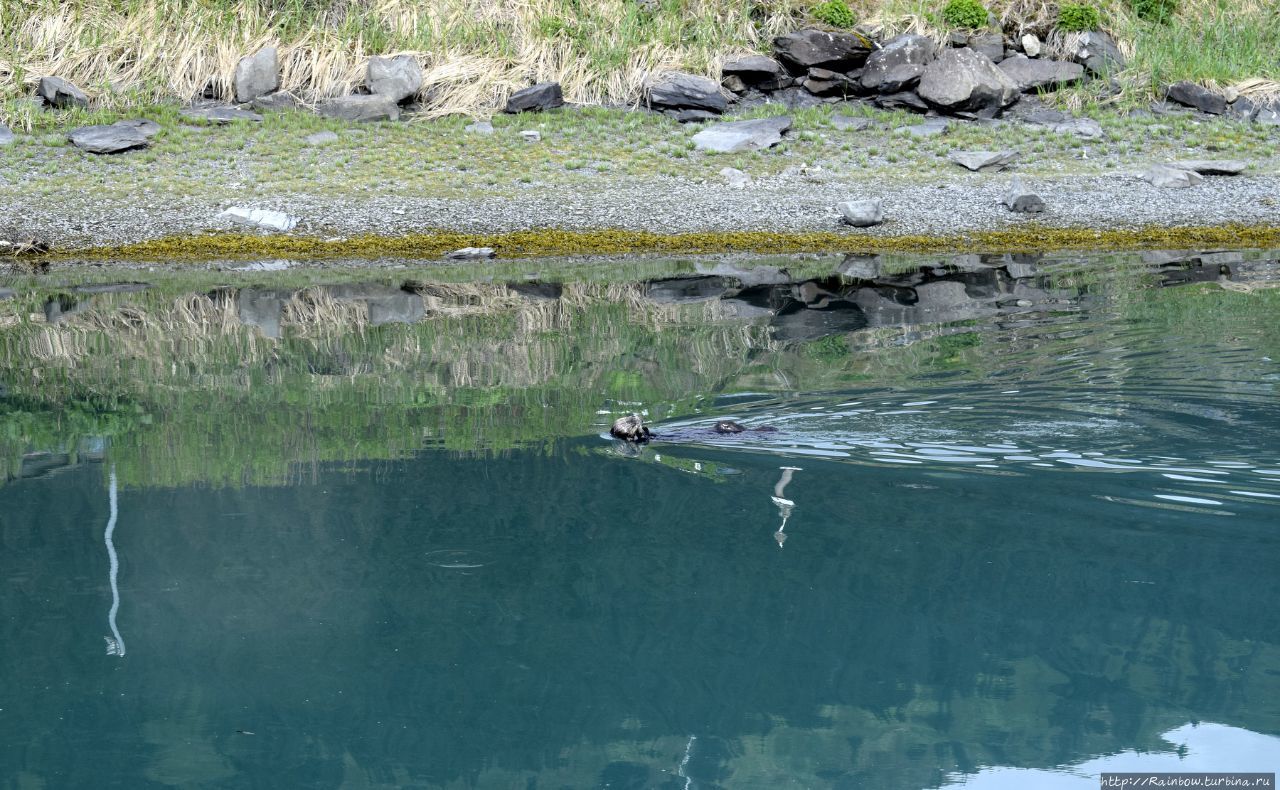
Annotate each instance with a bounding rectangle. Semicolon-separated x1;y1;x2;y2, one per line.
0;0;803;121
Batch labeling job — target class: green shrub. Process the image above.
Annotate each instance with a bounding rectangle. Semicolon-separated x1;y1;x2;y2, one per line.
1057;3;1100;30
1128;0;1176;22
942;0;988;29
812;0;856;28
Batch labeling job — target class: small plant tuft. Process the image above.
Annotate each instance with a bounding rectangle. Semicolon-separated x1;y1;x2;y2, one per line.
1128;0;1176;23
812;0;856;29
1057;3;1100;31
941;0;988;29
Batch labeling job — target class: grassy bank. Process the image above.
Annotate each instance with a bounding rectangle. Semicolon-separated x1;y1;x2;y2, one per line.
1;0;1278;128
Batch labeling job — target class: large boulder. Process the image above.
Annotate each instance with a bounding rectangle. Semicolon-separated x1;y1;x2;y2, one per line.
1071;31;1125;77
839;199;884;227
772;29;871;72
316;94;401;122
1165;81;1227;115
37;76;89;109
997;56;1085;92
861;34;936;93
646;72;727;113
234;47;280;103
1144;164;1202;189
721;55;790;91
504;82;564;113
917;48;1019;115
68;122;150;154
365;55;422;103
691;116;791;153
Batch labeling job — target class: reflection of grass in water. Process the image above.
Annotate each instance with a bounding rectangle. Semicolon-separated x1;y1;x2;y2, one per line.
3;262;1278;488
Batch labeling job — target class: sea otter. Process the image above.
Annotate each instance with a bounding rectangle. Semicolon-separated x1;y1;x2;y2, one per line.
609;414;772;443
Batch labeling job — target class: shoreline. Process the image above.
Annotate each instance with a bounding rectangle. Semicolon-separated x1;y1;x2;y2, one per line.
4;103;1279;261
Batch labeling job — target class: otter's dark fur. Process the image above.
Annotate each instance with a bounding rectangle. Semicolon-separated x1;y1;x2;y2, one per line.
610;414;774;443
610;414;652;442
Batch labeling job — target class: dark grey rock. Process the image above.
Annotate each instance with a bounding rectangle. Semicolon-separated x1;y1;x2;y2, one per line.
803;68;860;97
1170;159;1247;175
1165;81;1227;115
366;55;422;103
316;94;401;122
949;149;1018;171
507;282;564;300
1003;177;1045;212
967;32;1006;63
646;276;732;303
691;115;791;153
876;91;931;113
772;28;872;72
180;105;264;124
647;72;727;113
997;56;1085;92
875;64;928;94
918;48;1018;114
722;55;791;91
37;76;89;109
839;199;884;227
251;91;303;112
770;302;868;342
234;47;280;103
0;124;12;146
861;34;936;93
1072;31;1125;77
67;123;149;154
505;82;564;113
770;86;826;110
668;108;720;123
1144;164;1202;188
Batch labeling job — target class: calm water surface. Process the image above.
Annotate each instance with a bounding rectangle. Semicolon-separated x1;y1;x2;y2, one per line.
2;250;1279;788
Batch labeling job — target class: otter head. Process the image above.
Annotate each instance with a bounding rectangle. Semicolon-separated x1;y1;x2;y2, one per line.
714;420;746;434
610;413;651;442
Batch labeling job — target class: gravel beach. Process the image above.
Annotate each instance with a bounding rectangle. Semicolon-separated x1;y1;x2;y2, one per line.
5;169;1279;250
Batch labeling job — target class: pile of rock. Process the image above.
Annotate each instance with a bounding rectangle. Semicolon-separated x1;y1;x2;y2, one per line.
648;27;1113;122
1164;80;1280;124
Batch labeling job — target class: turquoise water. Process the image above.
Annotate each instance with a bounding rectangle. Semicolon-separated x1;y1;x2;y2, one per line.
1;250;1279;787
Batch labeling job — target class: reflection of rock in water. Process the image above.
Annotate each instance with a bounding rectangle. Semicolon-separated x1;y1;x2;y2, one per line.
233;287;290;339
